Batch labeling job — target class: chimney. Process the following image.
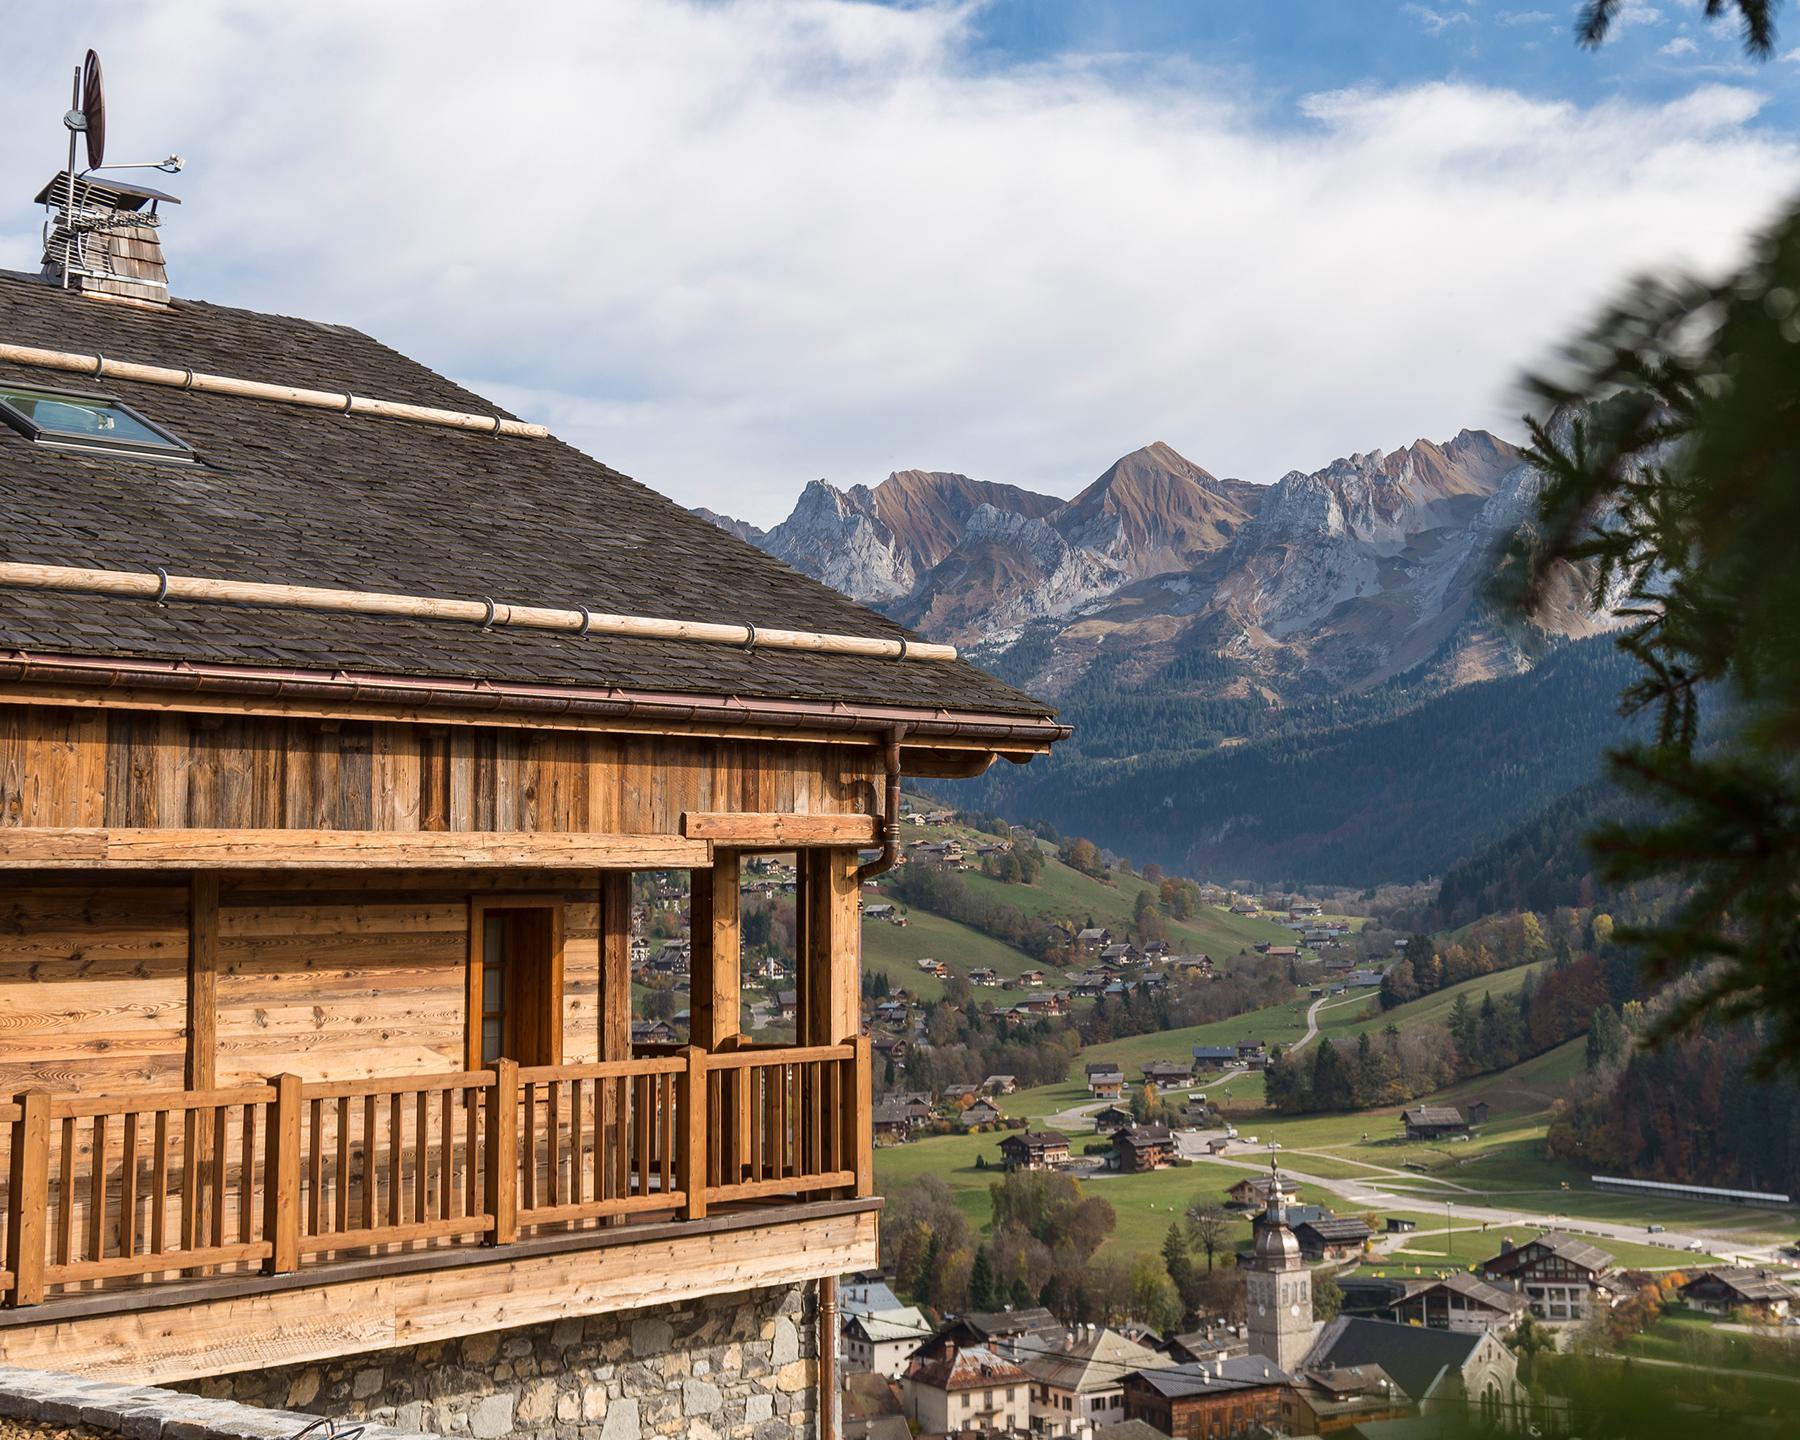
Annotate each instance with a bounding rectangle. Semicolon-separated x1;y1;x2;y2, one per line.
38;171;178;307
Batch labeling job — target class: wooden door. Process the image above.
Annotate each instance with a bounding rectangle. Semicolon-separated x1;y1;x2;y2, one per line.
468;898;564;1068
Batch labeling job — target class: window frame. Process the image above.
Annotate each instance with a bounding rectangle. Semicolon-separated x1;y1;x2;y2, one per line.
0;382;197;464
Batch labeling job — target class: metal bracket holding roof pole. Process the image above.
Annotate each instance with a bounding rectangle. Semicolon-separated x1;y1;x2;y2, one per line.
575;606;592;637
896;636;909;662
742;623;758;652
479;597;498;632
149;566;169;605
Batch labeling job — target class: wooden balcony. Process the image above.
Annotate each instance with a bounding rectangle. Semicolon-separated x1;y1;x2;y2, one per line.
0;1040;875;1379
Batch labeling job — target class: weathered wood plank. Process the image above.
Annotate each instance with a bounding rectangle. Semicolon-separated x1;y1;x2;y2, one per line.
679;812;879;846
0;829;709;870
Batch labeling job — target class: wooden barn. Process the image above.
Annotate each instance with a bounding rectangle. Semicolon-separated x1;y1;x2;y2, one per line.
0;177;1064;1415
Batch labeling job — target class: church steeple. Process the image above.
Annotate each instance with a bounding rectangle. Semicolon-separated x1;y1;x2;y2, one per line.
1245;1154;1310;1372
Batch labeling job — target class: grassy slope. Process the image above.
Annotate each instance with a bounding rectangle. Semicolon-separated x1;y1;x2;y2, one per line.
860;909;1039;1000
889;820;1293;958
1315;961;1544;1041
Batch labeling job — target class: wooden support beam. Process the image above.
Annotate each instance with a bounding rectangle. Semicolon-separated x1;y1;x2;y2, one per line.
485;1059;519;1246
599;873;632;1063
7;1090;49;1306
263;1074;301;1275
0;828;709;870
186;874;218;1092
803;851;860;1049
679;812;880;847
688;852;741;1050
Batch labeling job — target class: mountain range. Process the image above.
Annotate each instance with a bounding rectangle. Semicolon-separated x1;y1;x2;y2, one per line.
698;431;1626;884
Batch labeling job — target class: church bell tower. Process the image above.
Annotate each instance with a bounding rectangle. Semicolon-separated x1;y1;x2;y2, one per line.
1245;1158;1311;1372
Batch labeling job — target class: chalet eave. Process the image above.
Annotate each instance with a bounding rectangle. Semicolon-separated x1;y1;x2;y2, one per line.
0;648;1067;758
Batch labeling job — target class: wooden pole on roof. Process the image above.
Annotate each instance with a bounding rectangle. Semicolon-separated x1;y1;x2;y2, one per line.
0;561;959;664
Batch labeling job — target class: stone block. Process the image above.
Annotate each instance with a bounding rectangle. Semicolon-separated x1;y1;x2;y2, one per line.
599;1396;641;1440
471;1392;517;1439
682;1380;721;1417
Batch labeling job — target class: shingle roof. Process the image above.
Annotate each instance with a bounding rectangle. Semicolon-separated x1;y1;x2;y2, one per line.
1128;1356;1289;1397
1304;1317;1483;1403
1401;1106;1467;1127
0;270;1055;721
1017;1328;1170;1394
905;1344;1028;1392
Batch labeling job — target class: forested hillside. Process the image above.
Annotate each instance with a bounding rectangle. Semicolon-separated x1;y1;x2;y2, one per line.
958;636;1637;886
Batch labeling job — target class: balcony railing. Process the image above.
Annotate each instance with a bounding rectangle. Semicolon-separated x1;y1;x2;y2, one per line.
0;1038;870;1307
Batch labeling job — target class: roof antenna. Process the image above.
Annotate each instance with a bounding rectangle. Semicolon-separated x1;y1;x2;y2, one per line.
44;50;183;305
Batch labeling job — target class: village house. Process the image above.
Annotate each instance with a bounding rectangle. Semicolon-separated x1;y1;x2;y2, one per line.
841;1305;930;1380
957;1098;1006;1130
862;902;897;922
1677;1267;1797;1321
629;1017;678;1046
1236;1039;1271;1069
901;1343;1030;1435
1141;1060;1195;1087
1288;901;1323;918
941;1308;1062;1357
1400;1105;1475;1140
1019;1326;1172;1438
872;1034;911;1066
1228;1172;1301;1210
1229;899;1261;916
1291;1216;1373;1261
1286;1364;1412;1434
0;106;1072;1440
1121;1357;1291;1440
1085;1064;1127;1099
1110;1124;1175;1174
842;1372;909;1440
1479;1232;1621;1322
1091;1105;1135;1135
776;988;800;1023
1097;941;1140;966
1388;1273;1529;1334
999;1131;1071;1172
968;966;1000;986
982;1074;1018;1096
1191;1045;1238;1070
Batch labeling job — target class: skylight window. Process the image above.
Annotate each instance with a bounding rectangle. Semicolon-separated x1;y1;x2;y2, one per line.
0;383;193;463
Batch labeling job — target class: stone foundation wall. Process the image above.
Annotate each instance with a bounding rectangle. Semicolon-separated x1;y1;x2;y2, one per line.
181;1284;818;1440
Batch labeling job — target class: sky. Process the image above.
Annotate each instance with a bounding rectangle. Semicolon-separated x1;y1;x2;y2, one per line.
2;0;1797;525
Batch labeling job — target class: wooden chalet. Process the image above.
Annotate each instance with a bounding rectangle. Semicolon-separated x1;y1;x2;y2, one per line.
1478;1233;1618;1322
998;1131;1070;1172
1110;1124;1174;1174
0;233;1066;1396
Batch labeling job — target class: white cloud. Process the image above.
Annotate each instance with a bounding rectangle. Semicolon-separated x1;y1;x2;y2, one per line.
1611;2;1666;28
1404;4;1474;36
1661;36;1700;57
1;1;1795;525
1497;10;1556;25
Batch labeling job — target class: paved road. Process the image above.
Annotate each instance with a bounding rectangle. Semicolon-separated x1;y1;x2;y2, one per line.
1286;991;1373;1055
1199;1150;1789;1265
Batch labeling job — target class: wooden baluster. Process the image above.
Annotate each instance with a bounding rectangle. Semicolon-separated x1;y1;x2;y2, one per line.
88;1113;109;1265
614;1078;629;1204
521;1082;537;1217
547;1081;562;1209
57;1116;76;1265
761;1065;776;1183
362;1095;377;1232
336;1096;351;1238
485;1059;519;1245
680;1048;707;1221
464;1088;480;1220
264;1075;301;1275
210;1105;227;1250
851;1037;873;1197
8;1089;50;1306
739;1063;754;1186
179;1109;198;1253
633;1073;651;1199
826;1056;843;1174
119;1112;140;1260
659;1073;673;1198
439;1090;454;1222
307;1098;323;1239
388;1093;403;1228
239;1102;258;1245
415;1090;429;1224
151;1111;169;1259
570;1078;585;1208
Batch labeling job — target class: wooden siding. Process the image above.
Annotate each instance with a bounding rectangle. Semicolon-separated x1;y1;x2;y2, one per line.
0;706;879;835
0;883;189;1096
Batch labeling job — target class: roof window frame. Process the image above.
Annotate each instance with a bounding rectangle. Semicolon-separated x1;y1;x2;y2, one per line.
0;381;196;464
